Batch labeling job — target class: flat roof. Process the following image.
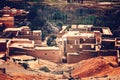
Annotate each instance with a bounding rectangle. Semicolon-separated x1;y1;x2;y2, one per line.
0;54;5;58
33;30;41;32
102;28;112;35
71;25;77;29
92;27;112;35
35;47;59;50
78;24;93;28
0;39;6;43
0;23;3;25
9;38;34;48
4;28;22;32
11;38;30;41
98;2;115;5
71;24;93;29
0;17;14;20
67;53;79;56
20;26;30;29
65;32;95;38
102;38;115;42
11;55;35;60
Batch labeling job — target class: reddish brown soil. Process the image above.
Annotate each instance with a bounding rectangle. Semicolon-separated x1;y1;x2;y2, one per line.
72;56;120;78
0;73;57;80
0;73;12;80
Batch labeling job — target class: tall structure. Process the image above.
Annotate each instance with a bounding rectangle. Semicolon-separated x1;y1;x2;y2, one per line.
57;24;117;63
0;6;29;29
1;26;42;45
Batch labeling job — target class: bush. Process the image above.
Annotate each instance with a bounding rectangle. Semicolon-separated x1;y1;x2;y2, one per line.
19;63;29;69
39;66;50;72
52;71;63;74
47;35;57;46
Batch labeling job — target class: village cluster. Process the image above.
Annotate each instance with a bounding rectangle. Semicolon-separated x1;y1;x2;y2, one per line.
0;6;120;66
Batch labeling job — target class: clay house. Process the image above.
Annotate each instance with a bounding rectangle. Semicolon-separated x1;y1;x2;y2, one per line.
16;26;42;45
7;38;62;63
0;6;29;29
1;6;11;15
1;27;22;38
7;38;34;56
2;6;27;16
57;25;116;63
60;30;101;52
0;26;42;44
27;47;62;63
69;25;112;37
0;15;14;28
66;32;97;52
91;27;113;37
0;26;63;63
57;30;100;63
64;31;99;63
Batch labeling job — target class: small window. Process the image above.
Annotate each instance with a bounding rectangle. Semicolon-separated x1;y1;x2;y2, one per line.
91;44;94;48
79;45;82;48
27;31;29;34
70;45;73;48
45;53;47;55
75;40;77;44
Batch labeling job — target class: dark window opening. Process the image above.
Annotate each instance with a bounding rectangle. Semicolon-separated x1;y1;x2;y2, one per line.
45;53;47;55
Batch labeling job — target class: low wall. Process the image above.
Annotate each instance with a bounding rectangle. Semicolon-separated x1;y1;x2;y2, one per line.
9;47;27;56
67;50;118;63
67;51;98;63
98;50;117;56
27;49;62;63
9;47;62;63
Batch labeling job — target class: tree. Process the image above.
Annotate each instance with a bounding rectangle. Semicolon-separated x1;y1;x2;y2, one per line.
47;35;57;46
81;0;83;4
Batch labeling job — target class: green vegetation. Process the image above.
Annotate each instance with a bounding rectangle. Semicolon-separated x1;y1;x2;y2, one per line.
4;1;119;38
19;63;29;69
27;3;120;38
47;35;57;46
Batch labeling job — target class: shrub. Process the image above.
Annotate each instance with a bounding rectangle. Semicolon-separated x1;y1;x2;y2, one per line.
39;66;50;72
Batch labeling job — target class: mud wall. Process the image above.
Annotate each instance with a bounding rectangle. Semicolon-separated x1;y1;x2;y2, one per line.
67;51;98;63
27;49;62;63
